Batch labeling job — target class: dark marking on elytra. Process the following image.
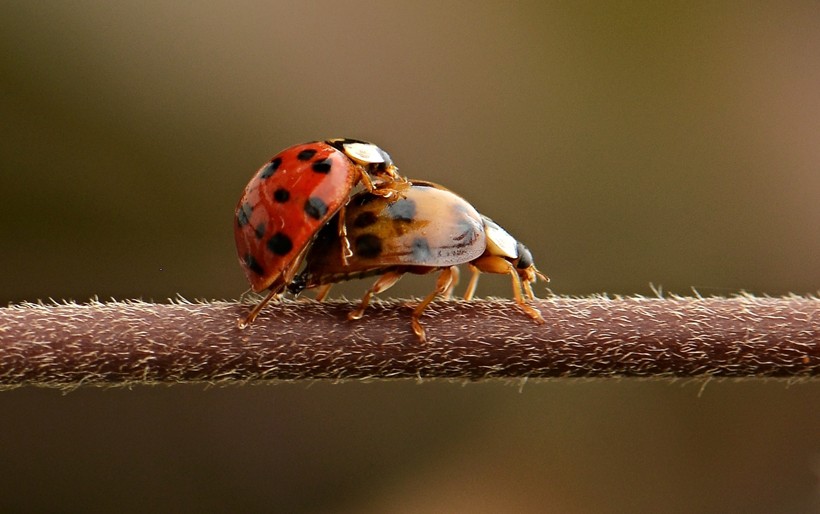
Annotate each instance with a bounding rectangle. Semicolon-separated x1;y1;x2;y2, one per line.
254;222;266;239
297;148;317;161
311;158;332;173
267;232;293;256
273;188;290;203
411;237;432;261
304;197;329;220
452;218;480;242
387;198;416;222
237;202;253;227
244;253;265;276
355;234;383;259
353;211;378;228
260;158;281;179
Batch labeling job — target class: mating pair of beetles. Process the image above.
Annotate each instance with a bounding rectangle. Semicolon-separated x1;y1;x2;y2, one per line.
234;138;547;342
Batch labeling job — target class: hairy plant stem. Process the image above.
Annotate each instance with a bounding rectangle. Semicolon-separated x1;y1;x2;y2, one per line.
0;295;818;389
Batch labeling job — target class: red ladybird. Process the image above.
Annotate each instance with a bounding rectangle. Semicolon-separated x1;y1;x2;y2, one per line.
234;138;405;327
288;180;548;342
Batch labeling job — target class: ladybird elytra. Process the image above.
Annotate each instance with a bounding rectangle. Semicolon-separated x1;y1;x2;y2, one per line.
234;139;407;328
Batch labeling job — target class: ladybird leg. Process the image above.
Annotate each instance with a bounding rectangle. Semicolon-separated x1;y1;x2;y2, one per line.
314;284;333;302
348;271;404;321
357;167;402;198
471;256;545;324
411;266;457;343
238;283;286;329
337;204;352;266
238;288;256;304
463;264;481;301
522;268;550;299
441;266;459;300
357;167;376;192
522;278;536;300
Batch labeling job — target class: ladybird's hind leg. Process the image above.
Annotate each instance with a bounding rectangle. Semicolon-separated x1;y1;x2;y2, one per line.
470;256;545;324
411;266;458;343
348;271;404;321
463;264;481;301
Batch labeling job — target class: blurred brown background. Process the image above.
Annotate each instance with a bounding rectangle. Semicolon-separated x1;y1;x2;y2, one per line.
1;2;819;512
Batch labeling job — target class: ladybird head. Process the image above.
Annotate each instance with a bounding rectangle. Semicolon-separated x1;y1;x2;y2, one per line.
513;241;548;285
287;273;307;295
482;216;548;288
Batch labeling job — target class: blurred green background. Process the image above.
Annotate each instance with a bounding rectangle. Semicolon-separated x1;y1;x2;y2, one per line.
1;2;818;512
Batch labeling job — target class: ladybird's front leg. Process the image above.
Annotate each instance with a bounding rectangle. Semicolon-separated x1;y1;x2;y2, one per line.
237;281;287;329
356;168;405;199
521;267;549;300
470;256;545;324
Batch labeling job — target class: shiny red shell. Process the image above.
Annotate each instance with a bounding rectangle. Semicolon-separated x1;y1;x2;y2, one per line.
234;142;361;292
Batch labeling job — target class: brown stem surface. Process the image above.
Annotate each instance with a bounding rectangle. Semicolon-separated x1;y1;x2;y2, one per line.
1;296;818;389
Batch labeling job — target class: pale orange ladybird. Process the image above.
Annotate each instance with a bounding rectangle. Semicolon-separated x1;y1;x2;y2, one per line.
288;180;548;342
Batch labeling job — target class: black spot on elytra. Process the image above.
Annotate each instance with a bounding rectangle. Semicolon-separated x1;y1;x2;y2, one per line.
259;157;281;178
273;188;290;203
254;222;266;239
311;158;332;173
297;148;317;161
411;237;432;261
355;234;383;259
267;232;293;256
353;211;378;228
387;198;416;222
304;197;328;220
244;253;265;276
237;202;253;227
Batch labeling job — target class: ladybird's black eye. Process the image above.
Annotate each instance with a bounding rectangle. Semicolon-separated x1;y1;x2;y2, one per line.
287;273;307;295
